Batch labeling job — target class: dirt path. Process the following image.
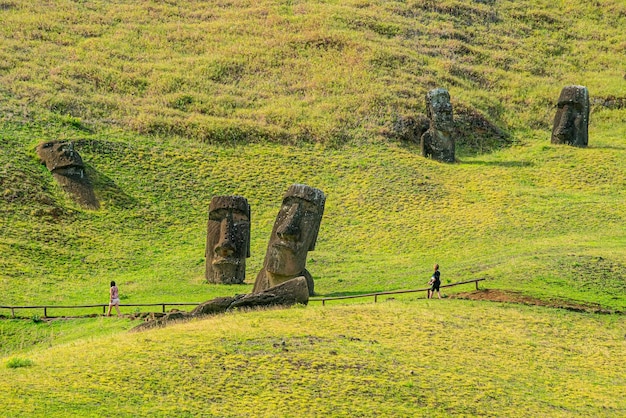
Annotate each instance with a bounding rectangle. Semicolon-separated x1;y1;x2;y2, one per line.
450;289;623;315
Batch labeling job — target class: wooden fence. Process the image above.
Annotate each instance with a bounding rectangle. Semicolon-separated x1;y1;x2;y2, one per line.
0;278;485;318
309;278;485;305
0;302;200;318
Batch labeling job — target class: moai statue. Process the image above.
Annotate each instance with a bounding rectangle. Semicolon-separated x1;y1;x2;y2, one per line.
205;195;251;284
36;140;99;209
253;184;325;296
551;85;589;147
420;88;456;163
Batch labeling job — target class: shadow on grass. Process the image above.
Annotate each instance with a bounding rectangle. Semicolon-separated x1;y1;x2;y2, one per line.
588;144;626;150
87;165;138;208
459;160;534;168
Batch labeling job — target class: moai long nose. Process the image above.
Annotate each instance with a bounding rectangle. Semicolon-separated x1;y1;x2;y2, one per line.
215;216;236;257
276;203;302;241
554;106;575;140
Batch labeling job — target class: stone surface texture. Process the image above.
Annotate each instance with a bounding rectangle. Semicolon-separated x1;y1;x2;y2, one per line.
36;140;99;209
551;85;589;147
420;88;456;163
130;277;309;332
205;195;250;284
253;184;325;296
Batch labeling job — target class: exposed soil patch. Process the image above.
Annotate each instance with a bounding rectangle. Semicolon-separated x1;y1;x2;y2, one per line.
450;289;623;315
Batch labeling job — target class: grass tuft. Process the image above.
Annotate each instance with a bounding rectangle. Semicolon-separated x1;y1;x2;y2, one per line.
6;357;33;369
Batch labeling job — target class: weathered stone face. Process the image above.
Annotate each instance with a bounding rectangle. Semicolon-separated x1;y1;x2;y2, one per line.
205;195;250;284
36;140;84;172
421;88;456;163
427;88;454;129
253;184;325;295
36;140;99;210
551;85;589;147
265;185;325;276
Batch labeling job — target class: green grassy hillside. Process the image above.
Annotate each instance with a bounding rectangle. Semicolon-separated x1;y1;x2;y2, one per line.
0;0;625;416
2;119;624;311
1;0;624;145
2;302;626;417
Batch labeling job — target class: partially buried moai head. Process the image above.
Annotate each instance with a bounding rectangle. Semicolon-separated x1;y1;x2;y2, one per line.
426;88;454;131
36;140;99;209
421;88;456;163
551;85;589;147
36;140;84;174
263;184;325;279
205;195;251;284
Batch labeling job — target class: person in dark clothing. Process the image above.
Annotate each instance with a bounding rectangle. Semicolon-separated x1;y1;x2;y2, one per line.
427;264;441;299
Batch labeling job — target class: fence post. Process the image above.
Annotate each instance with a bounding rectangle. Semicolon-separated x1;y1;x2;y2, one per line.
44;307;47;317
374;295;378;303
11;307;15;318
162;304;166;313
475;280;479;290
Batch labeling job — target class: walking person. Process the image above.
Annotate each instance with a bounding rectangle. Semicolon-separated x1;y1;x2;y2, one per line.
427;264;441;299
107;281;121;317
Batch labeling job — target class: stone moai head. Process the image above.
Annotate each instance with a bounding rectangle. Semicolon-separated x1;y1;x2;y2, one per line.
426;88;454;130
205;195;251;284
37;140;85;173
264;184;325;277
36;140;99;209
551;85;589;147
421;88;456;163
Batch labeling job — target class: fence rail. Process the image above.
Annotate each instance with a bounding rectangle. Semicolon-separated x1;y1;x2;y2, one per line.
309;278;485;305
0;302;200;318
0;278;485;317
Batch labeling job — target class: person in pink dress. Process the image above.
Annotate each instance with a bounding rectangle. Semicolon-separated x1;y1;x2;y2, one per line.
107;281;121;317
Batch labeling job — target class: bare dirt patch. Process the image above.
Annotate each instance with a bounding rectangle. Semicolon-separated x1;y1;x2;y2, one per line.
450;289;623;315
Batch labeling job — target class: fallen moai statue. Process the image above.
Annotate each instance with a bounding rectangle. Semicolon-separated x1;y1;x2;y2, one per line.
129;276;309;332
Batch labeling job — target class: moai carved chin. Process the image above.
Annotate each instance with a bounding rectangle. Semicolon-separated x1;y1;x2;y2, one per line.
211;261;243;284
551;85;589;147
36;140;99;209
205;195;250;284
420;88;456;163
253;184;325;296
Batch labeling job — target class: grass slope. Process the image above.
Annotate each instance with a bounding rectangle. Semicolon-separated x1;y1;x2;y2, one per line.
0;0;625;416
0;0;624;144
2;302;626;417
1;119;625;311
